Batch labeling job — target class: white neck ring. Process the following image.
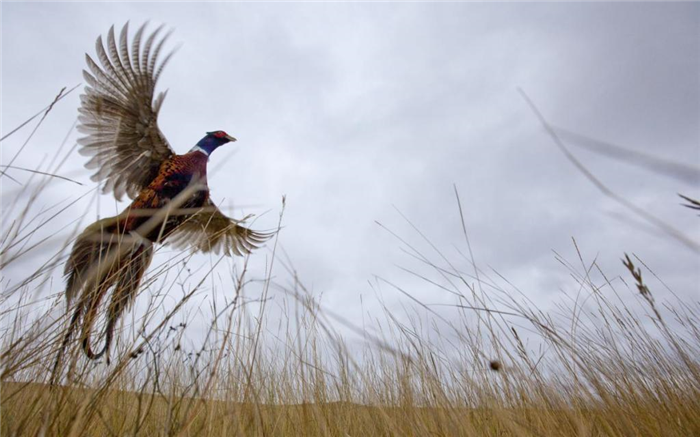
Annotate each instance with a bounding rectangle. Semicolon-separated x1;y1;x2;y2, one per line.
190;145;210;157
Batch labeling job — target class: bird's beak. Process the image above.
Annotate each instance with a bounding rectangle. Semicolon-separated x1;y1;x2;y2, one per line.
226;134;237;142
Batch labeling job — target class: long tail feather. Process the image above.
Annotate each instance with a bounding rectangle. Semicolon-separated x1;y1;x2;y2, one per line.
50;303;83;386
83;244;153;362
54;215;152;376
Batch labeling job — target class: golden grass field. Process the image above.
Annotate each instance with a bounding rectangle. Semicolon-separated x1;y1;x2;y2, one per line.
1;99;699;436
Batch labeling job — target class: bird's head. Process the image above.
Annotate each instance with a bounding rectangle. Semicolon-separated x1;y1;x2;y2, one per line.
193;130;237;156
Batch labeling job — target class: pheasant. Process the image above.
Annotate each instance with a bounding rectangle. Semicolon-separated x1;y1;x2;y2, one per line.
57;23;270;365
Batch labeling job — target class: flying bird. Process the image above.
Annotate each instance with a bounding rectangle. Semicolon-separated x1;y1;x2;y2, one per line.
57;23;271;366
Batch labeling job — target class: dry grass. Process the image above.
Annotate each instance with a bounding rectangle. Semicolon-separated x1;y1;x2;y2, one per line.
1;96;699;436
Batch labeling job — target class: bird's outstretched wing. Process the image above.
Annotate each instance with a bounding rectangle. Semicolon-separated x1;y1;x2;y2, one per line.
167;199;273;256
77;22;176;201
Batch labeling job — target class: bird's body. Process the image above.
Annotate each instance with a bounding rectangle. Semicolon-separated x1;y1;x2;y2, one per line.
110;149;210;244
53;22;270;369
63;146;227;362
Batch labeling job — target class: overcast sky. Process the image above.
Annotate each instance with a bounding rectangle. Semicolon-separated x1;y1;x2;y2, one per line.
2;3;699;352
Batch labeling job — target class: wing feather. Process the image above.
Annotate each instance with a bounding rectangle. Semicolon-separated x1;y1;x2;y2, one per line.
78;22;175;201
142;25;165;76
167;200;274;256
94;36;129;97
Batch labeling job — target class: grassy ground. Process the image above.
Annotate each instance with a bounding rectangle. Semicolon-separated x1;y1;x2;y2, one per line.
2;212;697;436
4;376;698;436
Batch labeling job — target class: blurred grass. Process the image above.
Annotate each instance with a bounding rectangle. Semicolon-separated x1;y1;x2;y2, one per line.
1;95;699;436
